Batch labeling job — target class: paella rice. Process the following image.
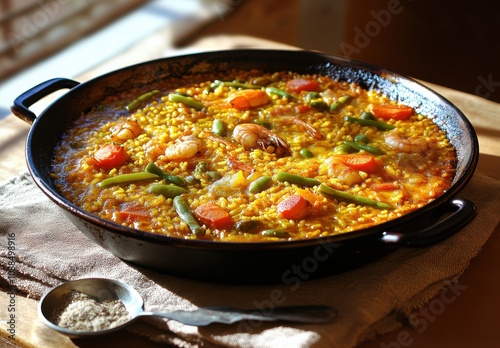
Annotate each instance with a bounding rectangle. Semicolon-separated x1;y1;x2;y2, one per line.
51;70;456;242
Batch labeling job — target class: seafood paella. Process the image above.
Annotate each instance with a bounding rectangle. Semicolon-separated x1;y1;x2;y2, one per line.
51;70;456;242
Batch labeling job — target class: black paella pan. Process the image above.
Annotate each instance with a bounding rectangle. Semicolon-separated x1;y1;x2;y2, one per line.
11;50;478;283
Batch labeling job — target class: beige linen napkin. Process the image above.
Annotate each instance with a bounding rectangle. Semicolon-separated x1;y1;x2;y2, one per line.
1;170;499;348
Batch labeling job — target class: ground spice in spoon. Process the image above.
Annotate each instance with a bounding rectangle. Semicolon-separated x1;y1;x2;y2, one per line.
50;290;130;332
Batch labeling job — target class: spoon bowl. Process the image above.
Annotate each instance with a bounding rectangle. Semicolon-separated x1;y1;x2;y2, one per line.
39;278;337;338
39;278;144;338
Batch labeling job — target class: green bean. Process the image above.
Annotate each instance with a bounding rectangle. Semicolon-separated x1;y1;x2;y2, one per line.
212;119;226;136
173;196;204;236
261;229;290;239
145;162;186;186
354;134;370;144
338;95;352;104
211;80;261;90
251;77;272;86
207;171;222;180
334;143;357;154
299;148;314;158
360;111;376;120
99;172;159;187
309;99;328;111
343;141;386;155
231;80;261;89
126;90;161;111
253;119;272;129
329;102;341;112
248;175;272;193
148;183;187;198
329;95;351;112
344;115;395;130
275;171;321;187
305;91;320;101
266;86;294;99
168;93;204;111
318;184;393;210
236;220;262;233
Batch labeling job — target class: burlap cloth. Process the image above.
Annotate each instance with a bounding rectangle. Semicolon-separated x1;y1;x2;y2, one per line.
1;168;499;348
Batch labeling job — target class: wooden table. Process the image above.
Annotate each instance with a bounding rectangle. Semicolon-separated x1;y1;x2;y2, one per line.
1;35;499;347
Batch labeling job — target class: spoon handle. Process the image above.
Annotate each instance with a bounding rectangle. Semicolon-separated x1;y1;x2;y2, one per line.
144;305;337;326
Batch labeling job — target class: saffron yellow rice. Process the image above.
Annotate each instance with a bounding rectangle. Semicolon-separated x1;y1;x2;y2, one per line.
51;70;456;242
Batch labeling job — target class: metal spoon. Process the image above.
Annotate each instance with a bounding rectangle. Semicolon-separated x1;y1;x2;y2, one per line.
39;278;337;338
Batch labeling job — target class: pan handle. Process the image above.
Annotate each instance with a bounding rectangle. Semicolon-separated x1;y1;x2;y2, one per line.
11;78;80;124
380;198;476;247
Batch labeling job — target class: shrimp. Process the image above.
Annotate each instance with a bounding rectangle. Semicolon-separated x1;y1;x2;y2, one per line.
267;105;294;116
164;135;202;160
233;123;291;157
143;139;167;160
229;90;269;110
279;116;323;140
111;120;142;142
320;156;363;186
384;130;428;153
227;157;255;174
